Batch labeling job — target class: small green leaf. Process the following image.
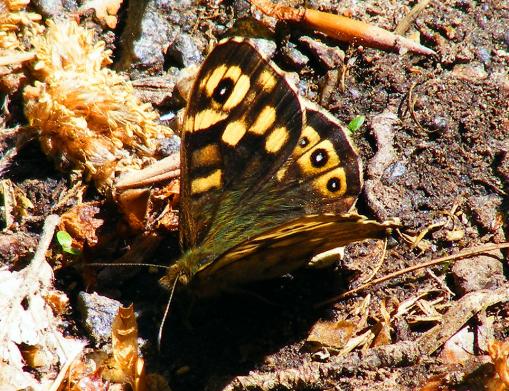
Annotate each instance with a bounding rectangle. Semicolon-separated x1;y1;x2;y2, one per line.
56;230;80;255
348;115;366;133
56;230;73;248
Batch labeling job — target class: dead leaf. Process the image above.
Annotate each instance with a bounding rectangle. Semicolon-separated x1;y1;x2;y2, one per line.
59;201;104;251
59;351;109;391
45;290;70;315
306;320;356;350
20;345;52;368
417;375;450;391
0;215;86;389
371;300;392;347
488;339;509;386
110;304;147;391
80;0;123;28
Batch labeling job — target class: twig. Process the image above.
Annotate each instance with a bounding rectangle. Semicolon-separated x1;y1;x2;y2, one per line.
407;80;429;134
360;238;387;284
48;342;84;391
316;242;509;307
0;51;35;67
0;214;60;348
418;285;509;355
27;214;60;273
395;0;432;35
115;154;180;190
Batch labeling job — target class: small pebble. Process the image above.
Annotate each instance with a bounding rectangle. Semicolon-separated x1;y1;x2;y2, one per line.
452;63;488;81
477;47;491;65
468;194;503;232
383;161;406;183
431;116;449;133
157;135;181;156
77;292;122;345
348;87;361;99
168;32;203;67
283;42;309;69
451;252;505;296
298;36;345;69
250;38;277;59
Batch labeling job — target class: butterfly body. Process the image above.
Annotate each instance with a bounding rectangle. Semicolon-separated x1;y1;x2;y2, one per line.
160;37;394;296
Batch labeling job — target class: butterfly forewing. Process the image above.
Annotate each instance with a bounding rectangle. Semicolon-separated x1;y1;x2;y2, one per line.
180;38;303;248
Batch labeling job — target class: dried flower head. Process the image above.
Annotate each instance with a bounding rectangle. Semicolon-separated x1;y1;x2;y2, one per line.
23;20;174;191
0;0;43;92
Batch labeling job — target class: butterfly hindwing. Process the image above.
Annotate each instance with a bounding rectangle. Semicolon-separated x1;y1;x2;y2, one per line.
269;103;363;215
192;213;392;294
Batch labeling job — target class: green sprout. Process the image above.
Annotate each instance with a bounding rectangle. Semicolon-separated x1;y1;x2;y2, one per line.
56;230;80;255
347;115;366;133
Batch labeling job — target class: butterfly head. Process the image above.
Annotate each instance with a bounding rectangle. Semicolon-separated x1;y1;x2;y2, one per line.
159;247;217;291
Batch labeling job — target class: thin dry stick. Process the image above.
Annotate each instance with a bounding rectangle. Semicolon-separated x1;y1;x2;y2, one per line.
360;238;387;284
26;214;60;275
395;0;432;35
115;154;180;190
407;80;429;134
316;242;509;307
87;262;168;269
48;343;84;391
0;51;35;67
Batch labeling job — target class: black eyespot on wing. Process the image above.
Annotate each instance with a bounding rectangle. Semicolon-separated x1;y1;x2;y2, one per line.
311;148;328;168
327;177;341;192
213;78;234;103
299;137;309;147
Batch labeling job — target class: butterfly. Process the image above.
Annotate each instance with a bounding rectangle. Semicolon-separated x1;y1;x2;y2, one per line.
160;37;395;297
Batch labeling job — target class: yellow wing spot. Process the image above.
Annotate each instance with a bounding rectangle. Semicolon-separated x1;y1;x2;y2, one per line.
223;74;250;111
250;105;276;135
182;114;194;133
191;169;222;195
224;65;242;81
192;144;221;167
193;109;228;131
313;167;347;197
257;69;277;92
265;126;289;154
222;120;247;147
297;140;340;175
203;65;228;97
276;166;287;181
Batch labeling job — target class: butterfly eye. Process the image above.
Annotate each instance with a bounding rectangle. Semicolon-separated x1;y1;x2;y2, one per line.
213;78;235;103
326;177;341;192
310;148;328;167
299;137;309;147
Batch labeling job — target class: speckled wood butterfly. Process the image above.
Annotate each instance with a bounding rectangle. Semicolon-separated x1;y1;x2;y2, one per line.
160;38;394;297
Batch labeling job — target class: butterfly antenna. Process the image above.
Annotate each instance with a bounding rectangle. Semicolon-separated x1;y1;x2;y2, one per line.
157;270;181;351
87;262;169;269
